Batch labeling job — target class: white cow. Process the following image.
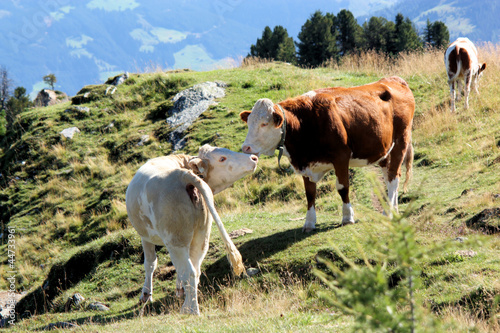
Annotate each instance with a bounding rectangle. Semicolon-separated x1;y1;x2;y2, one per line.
444;37;486;112
126;144;258;314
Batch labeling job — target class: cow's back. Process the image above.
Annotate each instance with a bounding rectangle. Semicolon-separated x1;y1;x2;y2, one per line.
311;76;414;162
126;157;209;246
445;38;479;80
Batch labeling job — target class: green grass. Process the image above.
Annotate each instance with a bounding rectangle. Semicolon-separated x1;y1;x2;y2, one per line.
1;48;499;332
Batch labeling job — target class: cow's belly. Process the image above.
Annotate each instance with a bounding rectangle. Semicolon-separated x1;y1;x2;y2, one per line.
294;162;334;183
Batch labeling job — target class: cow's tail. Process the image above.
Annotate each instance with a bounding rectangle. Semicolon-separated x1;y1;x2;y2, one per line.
403;140;413;193
185;172;245;277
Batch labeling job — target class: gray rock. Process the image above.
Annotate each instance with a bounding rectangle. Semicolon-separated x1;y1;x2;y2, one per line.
60;127;80;139
88;301;109;311
44;321;79;330
166;81;226;151
136;134;150;146
246;267;260;277
71;293;85;307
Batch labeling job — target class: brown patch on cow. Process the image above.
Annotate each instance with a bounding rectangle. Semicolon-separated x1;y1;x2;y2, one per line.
239;110;251;123
186;184;201;206
447;50;458;79
480;63;487;73
272;104;284;127
459;48;471;72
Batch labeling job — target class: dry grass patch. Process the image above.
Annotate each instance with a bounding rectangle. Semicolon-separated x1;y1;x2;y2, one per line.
326;48;446;78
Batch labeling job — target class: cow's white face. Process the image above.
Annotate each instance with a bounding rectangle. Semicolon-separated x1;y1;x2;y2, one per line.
240;98;283;157
189;144;258;194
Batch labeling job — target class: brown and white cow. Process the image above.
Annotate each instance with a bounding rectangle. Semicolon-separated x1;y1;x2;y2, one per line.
126;144;258;314
240;76;414;232
445;37;486;112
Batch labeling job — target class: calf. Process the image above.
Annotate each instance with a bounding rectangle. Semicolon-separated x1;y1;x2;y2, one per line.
126;144;258;314
445;37;486;112
240;76;414;232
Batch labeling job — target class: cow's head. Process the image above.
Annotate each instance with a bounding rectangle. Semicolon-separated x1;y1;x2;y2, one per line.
477;62;487;77
240;98;284;156
188;144;258;194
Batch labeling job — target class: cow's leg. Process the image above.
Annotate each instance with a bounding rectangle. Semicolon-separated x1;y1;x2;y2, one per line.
464;71;472;109
472;74;480;95
380;166;399;217
449;81;456;112
382;139;409;216
334;164;354;224
456;81;463;101
167;245;199;315
189;223;211;287
302;176;317;232
140;239;157;303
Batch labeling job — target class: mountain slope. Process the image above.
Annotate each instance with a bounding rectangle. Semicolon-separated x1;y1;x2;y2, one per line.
1;0;498;99
1;47;500;331
370;0;500;42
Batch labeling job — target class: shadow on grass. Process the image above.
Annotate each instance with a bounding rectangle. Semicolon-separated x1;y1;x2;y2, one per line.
32;296;180;331
15;236;140;319
22;221;348;329
201;221;345;289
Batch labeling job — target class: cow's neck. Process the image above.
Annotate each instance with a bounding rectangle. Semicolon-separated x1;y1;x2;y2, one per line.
278;105;303;168
276;104;287;170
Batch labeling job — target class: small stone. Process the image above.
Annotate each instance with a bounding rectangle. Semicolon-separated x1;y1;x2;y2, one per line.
229;228;253;239
60;127;80;139
455;250;477;257
88;302;109;311
246;268;260;277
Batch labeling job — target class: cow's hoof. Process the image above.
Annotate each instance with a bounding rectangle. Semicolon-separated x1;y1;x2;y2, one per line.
341;219;356;226
140;293;152;303
302;226;315;233
180;306;200;315
176;287;185;298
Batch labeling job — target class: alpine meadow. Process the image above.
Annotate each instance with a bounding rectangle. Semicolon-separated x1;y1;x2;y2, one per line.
1;45;499;332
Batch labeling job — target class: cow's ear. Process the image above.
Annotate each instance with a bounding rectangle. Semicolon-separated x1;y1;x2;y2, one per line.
188;157;208;179
272;105;284;128
239;111;251;123
480;63;487;72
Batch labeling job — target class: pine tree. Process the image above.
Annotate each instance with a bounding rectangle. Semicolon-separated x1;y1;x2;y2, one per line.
423;19;449;49
336;9;363;55
297;10;338;67
249;26;274;59
249;26;297;63
394;13;422;53
424;19;433;47
430;21;449;49
6;87;32;131
362;17;388;52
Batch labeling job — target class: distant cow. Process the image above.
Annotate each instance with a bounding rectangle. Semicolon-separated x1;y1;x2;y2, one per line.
445;38;486;112
240;77;414;232
126;144;258;314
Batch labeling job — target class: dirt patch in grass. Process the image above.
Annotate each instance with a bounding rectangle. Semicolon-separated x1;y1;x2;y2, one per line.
466;208;500;234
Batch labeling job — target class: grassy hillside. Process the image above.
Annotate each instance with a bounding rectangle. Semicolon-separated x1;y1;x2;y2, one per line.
1;46;499;332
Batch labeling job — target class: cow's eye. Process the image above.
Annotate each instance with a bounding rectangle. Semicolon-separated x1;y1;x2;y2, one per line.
261;122;268;127
219;156;227;162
